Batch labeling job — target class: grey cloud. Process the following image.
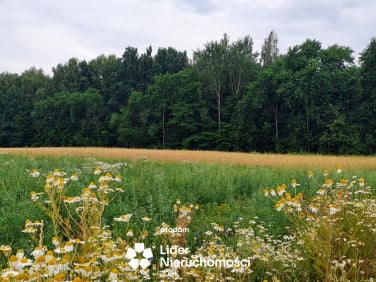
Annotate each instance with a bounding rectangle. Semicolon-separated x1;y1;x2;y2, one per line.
176;0;219;14
1;0;375;73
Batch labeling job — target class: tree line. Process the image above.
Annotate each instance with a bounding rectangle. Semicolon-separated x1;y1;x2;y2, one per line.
1;31;375;154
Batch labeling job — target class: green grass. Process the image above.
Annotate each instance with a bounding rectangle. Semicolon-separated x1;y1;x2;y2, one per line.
0;153;375;258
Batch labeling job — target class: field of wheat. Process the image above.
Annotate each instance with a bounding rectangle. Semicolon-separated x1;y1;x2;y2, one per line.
1;147;375;169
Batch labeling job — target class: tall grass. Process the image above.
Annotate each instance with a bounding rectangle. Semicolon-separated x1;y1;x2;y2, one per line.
0;153;375;280
1;153;375;250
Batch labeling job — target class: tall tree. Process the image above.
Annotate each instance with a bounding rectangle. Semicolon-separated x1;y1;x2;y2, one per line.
148;68;209;149
138;46;154;92
52;58;82;93
283;39;323;152
193;34;229;131
32;89;104;146
153;47;188;75
260;30;279;67
359;38;376;153
89;54;123;114
227;35;258;97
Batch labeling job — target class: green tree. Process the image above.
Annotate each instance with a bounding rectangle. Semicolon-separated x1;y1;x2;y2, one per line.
32;89;104;146
111;69;212;149
359;38;376;153
109;90;154;147
52;58;83;93
235;57;289;152
89;55;123;115
0;78;24;146
153;47;188;75
260;30;279;67
0;69;50;146
194;34;229;132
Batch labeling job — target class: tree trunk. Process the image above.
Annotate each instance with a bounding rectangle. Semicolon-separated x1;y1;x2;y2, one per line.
162;110;165;149
217;91;221;131
275;100;279;152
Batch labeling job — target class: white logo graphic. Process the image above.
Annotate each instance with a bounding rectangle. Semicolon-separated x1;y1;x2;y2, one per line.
125;243;153;270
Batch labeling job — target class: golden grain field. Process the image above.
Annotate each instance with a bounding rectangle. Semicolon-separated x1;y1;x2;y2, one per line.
0;147;375;169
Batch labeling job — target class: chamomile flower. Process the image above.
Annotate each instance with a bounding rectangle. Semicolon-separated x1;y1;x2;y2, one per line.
329;204;340;215
126;229;134;237
336;165;343;173
114;214;133;222
70;173;79;181
114;175;122;182
30;168;40;177
88;181;97;189
142;216;152;222
94;167;102;175
291;179;300;188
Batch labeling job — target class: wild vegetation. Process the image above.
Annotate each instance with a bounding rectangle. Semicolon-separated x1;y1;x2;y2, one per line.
0;153;375;280
1;147;376;169
1;32;376;154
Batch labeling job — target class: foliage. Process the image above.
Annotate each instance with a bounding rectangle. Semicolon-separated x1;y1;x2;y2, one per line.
265;168;376;281
31;89;104;146
0;34;376;153
0;156;375;280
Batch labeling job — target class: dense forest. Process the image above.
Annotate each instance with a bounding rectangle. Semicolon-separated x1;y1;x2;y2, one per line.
1;32;375;154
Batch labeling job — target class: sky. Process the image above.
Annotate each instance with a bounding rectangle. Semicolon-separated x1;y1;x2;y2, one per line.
1;0;375;74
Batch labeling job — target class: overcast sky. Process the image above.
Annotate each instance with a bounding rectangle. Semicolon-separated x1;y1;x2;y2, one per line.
1;0;375;74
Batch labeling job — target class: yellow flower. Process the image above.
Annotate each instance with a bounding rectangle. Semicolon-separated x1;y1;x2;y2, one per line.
291;179;300;188
70;173;79;181
16;273;30;280
179;205;192;216
359;177;365;187
30;191;40;201
0;245;12;256
336;165;343;173
16;249;24;259
54;273;66;281
88;181;97;189
94;167;102;175
316;188;325;195
142;230;149;239
114;214;133;222
127;229;134;237
340;178;348;187
48;256;57;265
30;168;40;177
109;268;119;280
324;178;333;188
276;185;286;196
114;175;122;182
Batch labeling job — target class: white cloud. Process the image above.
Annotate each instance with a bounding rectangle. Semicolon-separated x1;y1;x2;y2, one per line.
0;0;375;74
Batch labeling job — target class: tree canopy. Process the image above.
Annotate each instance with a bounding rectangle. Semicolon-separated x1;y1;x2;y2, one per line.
1;33;375;154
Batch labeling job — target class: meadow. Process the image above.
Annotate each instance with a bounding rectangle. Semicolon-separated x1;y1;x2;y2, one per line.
0;149;375;281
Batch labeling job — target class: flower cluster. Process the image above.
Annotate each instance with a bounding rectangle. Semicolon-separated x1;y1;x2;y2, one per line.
264;167;376;280
0;163;375;281
1;166;155;281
